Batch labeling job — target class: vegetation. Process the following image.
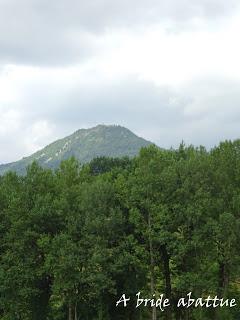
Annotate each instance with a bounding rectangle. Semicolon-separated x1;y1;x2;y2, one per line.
0;141;240;319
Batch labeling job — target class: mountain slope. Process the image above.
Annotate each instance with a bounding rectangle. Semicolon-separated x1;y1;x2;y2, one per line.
0;125;153;175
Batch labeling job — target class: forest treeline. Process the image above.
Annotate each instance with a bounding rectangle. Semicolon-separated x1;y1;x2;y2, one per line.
0;142;240;320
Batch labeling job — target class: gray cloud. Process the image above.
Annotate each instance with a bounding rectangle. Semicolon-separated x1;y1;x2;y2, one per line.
0;0;239;65
0;0;240;163
1;75;240;163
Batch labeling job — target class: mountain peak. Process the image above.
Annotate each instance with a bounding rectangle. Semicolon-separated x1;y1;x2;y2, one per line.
0;124;153;175
75;124;131;132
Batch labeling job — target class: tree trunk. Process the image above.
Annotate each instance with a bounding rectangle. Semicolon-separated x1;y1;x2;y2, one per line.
218;262;229;296
148;213;157;320
161;245;172;320
213;261;229;320
74;303;78;320
98;299;103;320
68;303;73;320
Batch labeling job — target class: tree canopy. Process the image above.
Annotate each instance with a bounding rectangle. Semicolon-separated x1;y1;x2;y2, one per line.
0;142;240;319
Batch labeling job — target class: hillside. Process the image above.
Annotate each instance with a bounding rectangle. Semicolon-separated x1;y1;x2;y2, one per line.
0;125;153;175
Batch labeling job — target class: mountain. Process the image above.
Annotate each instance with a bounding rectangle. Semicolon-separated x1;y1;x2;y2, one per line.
0;125;153;175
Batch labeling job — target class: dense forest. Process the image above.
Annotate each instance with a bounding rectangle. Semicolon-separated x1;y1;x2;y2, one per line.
0;142;240;320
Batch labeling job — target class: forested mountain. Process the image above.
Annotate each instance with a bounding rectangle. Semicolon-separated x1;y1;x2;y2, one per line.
0;125;152;175
0;142;240;319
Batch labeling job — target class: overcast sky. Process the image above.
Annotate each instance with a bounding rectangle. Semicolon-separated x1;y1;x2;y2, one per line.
1;0;240;163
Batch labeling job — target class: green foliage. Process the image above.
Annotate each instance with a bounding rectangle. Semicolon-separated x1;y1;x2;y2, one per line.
0;141;240;319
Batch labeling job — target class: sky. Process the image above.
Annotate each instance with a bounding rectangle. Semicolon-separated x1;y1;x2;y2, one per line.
1;0;240;163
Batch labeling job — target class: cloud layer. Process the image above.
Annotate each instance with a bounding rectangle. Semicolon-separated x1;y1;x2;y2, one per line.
0;0;240;163
0;0;239;65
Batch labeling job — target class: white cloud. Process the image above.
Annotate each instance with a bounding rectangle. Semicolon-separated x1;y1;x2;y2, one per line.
23;120;57;155
1;1;240;163
0;109;21;135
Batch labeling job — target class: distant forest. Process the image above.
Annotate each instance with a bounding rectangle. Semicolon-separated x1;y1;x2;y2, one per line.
0;142;240;320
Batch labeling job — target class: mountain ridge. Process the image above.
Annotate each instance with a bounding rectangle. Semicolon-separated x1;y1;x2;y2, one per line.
0;124;153;175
